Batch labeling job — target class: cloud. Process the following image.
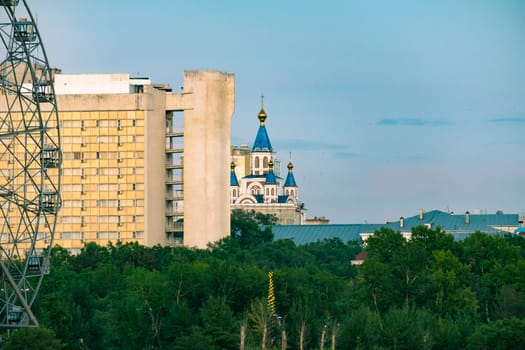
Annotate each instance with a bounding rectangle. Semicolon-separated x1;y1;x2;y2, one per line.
376;118;451;127
488;117;525;124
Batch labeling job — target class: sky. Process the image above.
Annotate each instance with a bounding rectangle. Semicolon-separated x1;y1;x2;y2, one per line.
29;0;525;224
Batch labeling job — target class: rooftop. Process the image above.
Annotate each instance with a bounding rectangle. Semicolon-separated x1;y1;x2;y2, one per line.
272;210;521;245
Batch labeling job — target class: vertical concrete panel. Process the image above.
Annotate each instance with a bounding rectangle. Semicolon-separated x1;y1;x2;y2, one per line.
183;71;235;248
143;87;168;246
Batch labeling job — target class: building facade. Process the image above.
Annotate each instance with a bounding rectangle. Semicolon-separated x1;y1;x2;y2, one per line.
230;103;305;225
4;70;235;252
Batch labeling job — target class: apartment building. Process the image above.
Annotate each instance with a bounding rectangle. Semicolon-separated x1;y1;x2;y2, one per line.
50;70;234;252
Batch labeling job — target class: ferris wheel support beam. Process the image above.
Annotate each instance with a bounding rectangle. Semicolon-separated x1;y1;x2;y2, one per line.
0;258;38;327
0;0;61;329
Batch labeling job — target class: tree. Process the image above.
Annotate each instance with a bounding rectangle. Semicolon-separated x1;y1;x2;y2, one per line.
380;307;434;350
70;242;110;272
200;296;238;350
302;238;361;278
338;306;382;349
467;318;525;350
460;232;521;321
248;298;273;350
358;228;406;312
358;255;401;314
411;225;455;253
431;250;477;317
3;327;65;350
106;268;170;349
365;227;405;263
231;209;275;249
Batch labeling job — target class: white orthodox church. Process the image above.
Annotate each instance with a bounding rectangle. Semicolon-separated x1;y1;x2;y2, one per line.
230;102;305;225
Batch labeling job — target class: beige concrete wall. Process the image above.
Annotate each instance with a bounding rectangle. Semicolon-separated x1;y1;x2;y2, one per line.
231;204;302;225
183;71;235;248
143;86;168;246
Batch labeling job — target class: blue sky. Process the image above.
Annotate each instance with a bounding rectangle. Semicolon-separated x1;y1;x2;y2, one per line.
31;0;525;223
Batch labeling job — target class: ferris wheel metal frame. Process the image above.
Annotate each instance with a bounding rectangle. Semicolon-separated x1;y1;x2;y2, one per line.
0;0;61;328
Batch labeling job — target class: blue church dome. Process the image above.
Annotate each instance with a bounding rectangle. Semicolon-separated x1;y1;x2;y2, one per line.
284;161;297;187
252;106;273;152
230;162;239;186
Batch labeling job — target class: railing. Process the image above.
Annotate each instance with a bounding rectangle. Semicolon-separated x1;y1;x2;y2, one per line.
165;163;183;169
166;179;183;185
166;221;184;231
166;131;184;137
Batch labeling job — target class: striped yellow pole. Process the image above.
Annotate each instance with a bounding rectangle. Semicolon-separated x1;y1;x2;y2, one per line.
268;271;276;316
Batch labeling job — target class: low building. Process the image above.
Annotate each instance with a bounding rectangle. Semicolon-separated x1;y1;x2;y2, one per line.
273;209;521;245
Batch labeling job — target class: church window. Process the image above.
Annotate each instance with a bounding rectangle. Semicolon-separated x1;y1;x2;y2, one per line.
263;157;268;168
255;157;260;168
233;189;237;197
271;188;275;196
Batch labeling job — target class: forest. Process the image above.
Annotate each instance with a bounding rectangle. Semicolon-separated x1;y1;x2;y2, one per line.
3;209;525;349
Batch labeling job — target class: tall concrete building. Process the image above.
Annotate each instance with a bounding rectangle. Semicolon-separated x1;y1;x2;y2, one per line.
49;70;234;252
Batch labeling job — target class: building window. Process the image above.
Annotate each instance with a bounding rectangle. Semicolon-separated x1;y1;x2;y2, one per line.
97;232;120;240
263;157;268;168
255;157;260;168
271;188;275;196
232;189;236;197
61;232;83;240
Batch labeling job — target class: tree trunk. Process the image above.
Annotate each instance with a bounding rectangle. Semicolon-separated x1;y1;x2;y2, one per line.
320;324;327;350
331;323;338;350
240;323;246;350
281;329;287;350
262;324;267;350
299;320;306;350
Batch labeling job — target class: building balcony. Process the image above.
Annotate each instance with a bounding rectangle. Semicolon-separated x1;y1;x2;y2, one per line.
166;131;184;137
166;179;183;185
166;148;184;154
166;195;183;201
165;163;183;170
166;237;184;246
166;221;184;232
166;210;184;217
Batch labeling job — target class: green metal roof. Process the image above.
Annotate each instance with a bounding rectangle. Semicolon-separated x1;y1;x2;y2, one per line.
272;210;520;245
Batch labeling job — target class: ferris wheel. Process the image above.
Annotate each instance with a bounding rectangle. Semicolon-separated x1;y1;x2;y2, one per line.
0;0;61;328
